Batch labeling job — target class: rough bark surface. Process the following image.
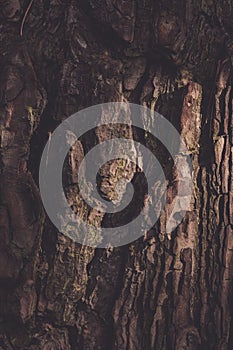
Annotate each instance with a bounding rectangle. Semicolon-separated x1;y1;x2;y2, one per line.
0;0;233;349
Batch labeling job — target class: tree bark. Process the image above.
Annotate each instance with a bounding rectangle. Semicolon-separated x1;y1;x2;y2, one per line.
0;0;233;349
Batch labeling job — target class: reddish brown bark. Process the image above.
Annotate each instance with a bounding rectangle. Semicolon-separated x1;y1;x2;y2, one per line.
0;0;233;349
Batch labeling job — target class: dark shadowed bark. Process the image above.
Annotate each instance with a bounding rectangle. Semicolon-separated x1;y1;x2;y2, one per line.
0;0;233;349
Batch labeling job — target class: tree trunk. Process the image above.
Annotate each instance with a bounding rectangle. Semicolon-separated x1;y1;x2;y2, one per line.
0;0;233;349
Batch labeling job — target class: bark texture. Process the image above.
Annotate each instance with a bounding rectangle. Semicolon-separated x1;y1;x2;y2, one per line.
0;0;233;349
